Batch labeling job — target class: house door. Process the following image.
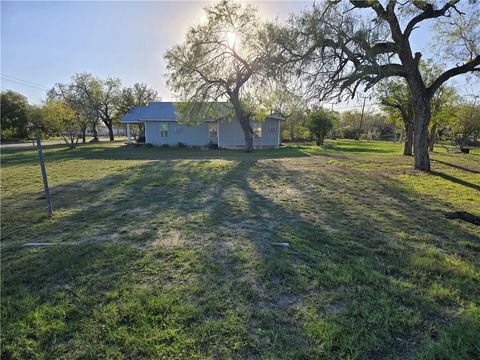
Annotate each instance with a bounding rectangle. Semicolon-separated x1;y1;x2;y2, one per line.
209;123;218;144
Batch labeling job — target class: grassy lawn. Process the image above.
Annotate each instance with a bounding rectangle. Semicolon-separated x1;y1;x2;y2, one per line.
1;139;479;359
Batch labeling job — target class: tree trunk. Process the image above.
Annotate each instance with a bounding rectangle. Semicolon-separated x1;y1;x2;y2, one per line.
100;116;115;141
230;94;253;151
404;124;413;156
238;115;254;151
106;122;114;141
92;123;98;141
429;123;437;152
458;136;466;152
82;128;86;144
412;100;431;172
316;135;324;146
357;96;366;140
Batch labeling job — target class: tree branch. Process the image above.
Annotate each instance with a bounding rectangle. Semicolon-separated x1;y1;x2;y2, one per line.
428;55;480;97
404;1;460;38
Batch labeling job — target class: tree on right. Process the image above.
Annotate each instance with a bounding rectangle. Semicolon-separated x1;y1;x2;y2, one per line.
274;0;479;171
376;62;459;156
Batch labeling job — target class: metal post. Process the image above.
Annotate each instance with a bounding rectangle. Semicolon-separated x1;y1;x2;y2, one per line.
35;137;53;215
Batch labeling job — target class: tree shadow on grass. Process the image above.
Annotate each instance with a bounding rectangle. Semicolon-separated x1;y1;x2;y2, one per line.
4;159;309;358
430;170;480;192
0;143;313;168
230;158;480;358
431;158;480;174
2;156;479;359
185;158;479;358
326;146;395;153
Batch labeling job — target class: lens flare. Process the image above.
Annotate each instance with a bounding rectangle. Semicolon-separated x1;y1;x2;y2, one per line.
226;31;237;49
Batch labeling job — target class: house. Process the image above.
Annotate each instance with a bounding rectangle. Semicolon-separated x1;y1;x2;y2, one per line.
120;102;283;149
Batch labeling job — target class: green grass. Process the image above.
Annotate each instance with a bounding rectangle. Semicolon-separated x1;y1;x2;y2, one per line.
1;139;479;359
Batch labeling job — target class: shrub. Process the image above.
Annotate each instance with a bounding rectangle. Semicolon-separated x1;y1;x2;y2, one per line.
305;109;339;145
342;128;362;140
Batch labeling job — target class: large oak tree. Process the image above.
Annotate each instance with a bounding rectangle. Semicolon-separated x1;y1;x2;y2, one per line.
276;0;479;171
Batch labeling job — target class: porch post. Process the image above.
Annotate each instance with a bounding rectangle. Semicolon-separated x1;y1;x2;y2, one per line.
127;123;131;144
277;120;281;148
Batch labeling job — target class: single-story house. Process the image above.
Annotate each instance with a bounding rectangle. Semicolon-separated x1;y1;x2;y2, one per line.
121;102;283;149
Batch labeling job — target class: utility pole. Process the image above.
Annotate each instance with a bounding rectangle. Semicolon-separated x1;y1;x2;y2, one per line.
358;96;367;135
35;137;53;215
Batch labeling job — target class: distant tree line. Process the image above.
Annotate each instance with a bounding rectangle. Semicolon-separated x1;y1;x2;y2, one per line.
268;91;479;152
2;82;478;152
1;74;159;148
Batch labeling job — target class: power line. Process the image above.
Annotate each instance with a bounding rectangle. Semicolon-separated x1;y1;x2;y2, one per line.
1;78;48;91
452;82;479;89
1;74;49;91
332;102;377;110
1;73;49;89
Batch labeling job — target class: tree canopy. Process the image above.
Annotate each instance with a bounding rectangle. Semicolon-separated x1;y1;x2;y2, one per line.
165;0;280;151
452;102;480;150
119;83;160;115
41;99;81;149
1;90;30;139
49;73;122;141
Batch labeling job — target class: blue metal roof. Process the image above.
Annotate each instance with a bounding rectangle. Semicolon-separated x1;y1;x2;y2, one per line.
121;101;285;123
121;102;177;123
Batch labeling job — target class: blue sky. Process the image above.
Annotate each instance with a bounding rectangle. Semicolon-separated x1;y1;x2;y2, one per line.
1;1;309;103
1;1;477;110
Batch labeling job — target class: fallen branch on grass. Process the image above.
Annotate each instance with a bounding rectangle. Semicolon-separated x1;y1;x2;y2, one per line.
444;211;480;226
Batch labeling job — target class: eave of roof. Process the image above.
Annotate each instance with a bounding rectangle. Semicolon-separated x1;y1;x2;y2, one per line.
121;102;286;123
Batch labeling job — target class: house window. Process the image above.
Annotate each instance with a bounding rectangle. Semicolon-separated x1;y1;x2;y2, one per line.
253;123;262;139
160;124;168;138
175;127;182;133
268;126;276;133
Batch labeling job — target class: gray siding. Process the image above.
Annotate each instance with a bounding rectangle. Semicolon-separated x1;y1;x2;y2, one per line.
144;118;281;148
145;121;211;146
219;118;280;149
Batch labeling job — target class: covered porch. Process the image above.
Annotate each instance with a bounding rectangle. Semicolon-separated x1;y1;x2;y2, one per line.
124;122;145;144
